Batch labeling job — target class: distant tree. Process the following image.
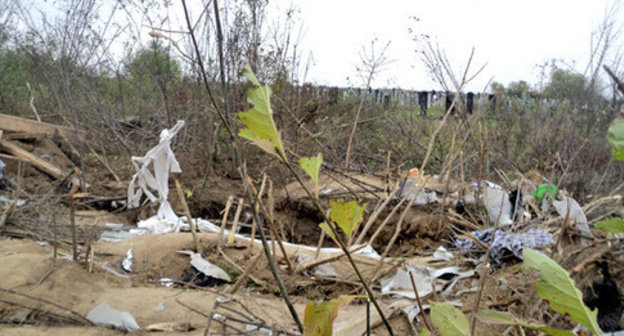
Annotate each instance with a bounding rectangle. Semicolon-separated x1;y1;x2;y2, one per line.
124;40;181;123
542;68;588;102
125;40;181;87
0;49;29;112
490;81;506;95
506;80;531;98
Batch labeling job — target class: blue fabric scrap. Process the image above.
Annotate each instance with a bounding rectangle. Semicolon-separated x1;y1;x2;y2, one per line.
456;228;553;264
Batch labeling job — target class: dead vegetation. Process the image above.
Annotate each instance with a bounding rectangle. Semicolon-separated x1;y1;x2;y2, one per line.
1;0;624;335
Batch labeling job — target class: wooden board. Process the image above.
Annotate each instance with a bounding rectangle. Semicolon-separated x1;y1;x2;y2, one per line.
0;138;68;180
0;113;76;137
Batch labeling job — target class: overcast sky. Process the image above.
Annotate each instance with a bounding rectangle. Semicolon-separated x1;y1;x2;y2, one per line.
18;0;622;92
263;0;622;91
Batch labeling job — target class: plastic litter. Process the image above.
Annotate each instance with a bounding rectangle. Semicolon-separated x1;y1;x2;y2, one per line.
246;324;273;335
127;120;184;234
154;302;165;313
86;302;140;332
456;228;554;264
432;246;453;262
0;195;26;207
121;249;133;273
295;254;339;277
482;183;513;226
0;158;5;180
532;184;558;203
177;250;231;282
380;265;472;299
398;179;441;205
552;196;593;239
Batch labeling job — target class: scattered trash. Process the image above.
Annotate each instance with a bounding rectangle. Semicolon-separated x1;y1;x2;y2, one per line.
432;246;453;262
380;265;473;299
86;302;140;332
398;178;441;204
552;196;593;239
0;158;4;180
0;195;26;207
295;254;340;277
121;248;133;273
482;184;513;226
177;250;231;283
127;121;185;234
159;278;174;288
246;324;273;335
456;228;554;264
532;184;558;204
154;302;165;313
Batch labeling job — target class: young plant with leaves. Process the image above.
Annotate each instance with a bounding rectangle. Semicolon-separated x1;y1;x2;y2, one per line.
237;65;395;335
423;249;601;336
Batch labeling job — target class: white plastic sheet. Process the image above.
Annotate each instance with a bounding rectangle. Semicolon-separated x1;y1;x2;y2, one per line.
121;248;133;272
127;121;184;234
86;302;140;332
482;183;513;226
398;179;441;205
552;196;593;239
380;265;472;299
177;250;231;282
431;246;453;262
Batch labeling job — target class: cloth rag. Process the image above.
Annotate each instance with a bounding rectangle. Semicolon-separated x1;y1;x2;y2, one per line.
456;228;553;264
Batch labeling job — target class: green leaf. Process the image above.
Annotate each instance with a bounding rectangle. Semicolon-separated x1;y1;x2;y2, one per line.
237;65;286;160
523;249;601;335
303;295;357;336
299;153;323;198
475;310;575;336
607;118;624;161
595;217;624;233
328;200;366;238
474;310;516;325
419;327;431;336
430;302;470;336
319;222;338;245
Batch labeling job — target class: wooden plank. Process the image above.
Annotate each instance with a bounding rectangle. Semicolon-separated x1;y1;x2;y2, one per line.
0;113;76;136
0;139;68;180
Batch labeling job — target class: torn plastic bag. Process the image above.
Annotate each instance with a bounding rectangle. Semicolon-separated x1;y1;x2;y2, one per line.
0;158;5;180
177;250;231;282
121;249;133;273
431;246;453;262
456;228;554;264
295;254;340;278
380;265;472;299
482;183;513;226
552;196;593;239
86;302;140;332
127;120;184;224
398;179;441;205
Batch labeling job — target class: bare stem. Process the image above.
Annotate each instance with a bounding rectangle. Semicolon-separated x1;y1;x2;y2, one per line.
180;1;303;331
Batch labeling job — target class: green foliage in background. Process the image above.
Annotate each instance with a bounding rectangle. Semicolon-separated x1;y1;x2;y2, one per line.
607;118;624;161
